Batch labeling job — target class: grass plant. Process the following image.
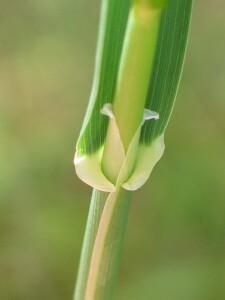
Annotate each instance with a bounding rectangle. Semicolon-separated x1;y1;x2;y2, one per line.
74;1;193;299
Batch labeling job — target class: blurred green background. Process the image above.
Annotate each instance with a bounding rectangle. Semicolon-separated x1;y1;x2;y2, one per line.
0;1;225;299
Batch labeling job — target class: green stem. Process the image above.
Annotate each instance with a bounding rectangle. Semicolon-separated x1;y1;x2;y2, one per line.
75;2;163;300
113;4;161;149
86;189;131;300
74;190;107;300
74;189;130;300
102;2;162;181
74;189;131;300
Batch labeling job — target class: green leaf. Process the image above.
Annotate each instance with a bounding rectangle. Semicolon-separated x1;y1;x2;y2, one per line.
77;0;130;155
141;0;193;144
76;0;192;155
149;0;168;8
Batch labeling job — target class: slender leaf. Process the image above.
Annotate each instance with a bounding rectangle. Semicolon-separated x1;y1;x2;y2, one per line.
77;0;130;154
141;0;193;144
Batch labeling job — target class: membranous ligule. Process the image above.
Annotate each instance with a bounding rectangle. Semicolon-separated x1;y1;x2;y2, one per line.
75;104;164;191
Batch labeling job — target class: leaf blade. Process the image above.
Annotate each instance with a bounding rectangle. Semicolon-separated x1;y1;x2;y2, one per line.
141;0;193;144
77;0;130;154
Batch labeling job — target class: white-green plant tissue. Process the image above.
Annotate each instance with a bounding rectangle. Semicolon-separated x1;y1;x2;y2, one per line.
74;0;192;191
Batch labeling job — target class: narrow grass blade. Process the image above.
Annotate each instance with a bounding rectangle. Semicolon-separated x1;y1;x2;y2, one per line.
77;0;130;155
141;0;193;144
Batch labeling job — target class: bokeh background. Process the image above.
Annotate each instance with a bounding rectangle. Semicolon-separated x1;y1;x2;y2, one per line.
0;1;225;299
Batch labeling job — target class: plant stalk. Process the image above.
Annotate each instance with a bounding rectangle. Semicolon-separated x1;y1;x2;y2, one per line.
102;2;162;182
75;2;163;300
74;189;131;300
74;190;107;300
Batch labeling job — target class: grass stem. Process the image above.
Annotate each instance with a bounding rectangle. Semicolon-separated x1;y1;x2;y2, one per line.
102;3;162;182
74;189;131;300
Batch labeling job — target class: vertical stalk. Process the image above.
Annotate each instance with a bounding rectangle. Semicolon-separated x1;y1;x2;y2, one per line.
102;2;162;181
85;189;131;300
74;189;131;300
113;3;161;149
75;2;164;300
74;190;107;300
